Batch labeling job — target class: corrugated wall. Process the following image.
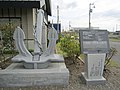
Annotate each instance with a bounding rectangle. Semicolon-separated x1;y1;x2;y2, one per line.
0;8;34;49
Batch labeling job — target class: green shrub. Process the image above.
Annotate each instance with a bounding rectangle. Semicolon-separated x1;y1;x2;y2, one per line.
59;33;80;60
0;23;15;51
3;50;17;54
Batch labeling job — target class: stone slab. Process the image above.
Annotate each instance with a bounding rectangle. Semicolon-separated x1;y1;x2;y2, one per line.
0;62;69;87
81;72;106;85
12;54;64;69
22;54;64;69
49;54;64;62
23;54;64;69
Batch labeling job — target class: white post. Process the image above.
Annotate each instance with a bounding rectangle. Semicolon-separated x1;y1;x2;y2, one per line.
57;5;59;33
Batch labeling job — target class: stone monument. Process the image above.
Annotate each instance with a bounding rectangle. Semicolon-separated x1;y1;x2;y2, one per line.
12;9;63;69
79;29;110;85
0;6;69;87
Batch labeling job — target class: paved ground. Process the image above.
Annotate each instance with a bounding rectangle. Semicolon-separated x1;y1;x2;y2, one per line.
110;42;120;64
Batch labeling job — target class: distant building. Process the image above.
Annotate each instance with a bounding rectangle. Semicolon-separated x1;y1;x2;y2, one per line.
110;31;120;38
113;31;120;35
71;27;99;33
0;0;51;49
50;23;61;33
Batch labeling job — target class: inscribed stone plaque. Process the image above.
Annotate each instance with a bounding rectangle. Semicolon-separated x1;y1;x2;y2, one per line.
79;30;110;54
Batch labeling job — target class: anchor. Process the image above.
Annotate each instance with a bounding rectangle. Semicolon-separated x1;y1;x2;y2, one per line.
12;9;59;69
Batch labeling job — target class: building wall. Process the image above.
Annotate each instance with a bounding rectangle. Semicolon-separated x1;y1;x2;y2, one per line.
0;8;49;52
0;8;34;49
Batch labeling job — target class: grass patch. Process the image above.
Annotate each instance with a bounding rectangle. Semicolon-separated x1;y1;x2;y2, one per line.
109;38;120;42
80;54;85;60
109;60;119;67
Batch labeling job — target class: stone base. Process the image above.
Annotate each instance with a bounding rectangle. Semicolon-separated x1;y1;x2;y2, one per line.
23;54;64;69
12;54;64;69
0;62;69;87
49;54;64;62
23;60;51;69
81;72;106;85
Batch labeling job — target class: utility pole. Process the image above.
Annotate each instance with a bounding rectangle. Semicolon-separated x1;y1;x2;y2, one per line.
89;3;91;30
89;3;95;30
69;21;71;31
52;19;53;28
116;24;117;31
57;5;59;33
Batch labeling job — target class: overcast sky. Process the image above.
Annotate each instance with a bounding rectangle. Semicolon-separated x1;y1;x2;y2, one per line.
48;0;120;31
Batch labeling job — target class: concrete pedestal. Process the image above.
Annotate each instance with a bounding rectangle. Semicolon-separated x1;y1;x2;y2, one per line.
81;72;106;85
0;62;69;87
81;53;106;85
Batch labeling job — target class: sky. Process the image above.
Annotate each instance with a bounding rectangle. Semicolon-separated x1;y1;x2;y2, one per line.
48;0;120;32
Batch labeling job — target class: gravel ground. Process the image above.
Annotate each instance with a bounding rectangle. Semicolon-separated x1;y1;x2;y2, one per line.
0;58;120;90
